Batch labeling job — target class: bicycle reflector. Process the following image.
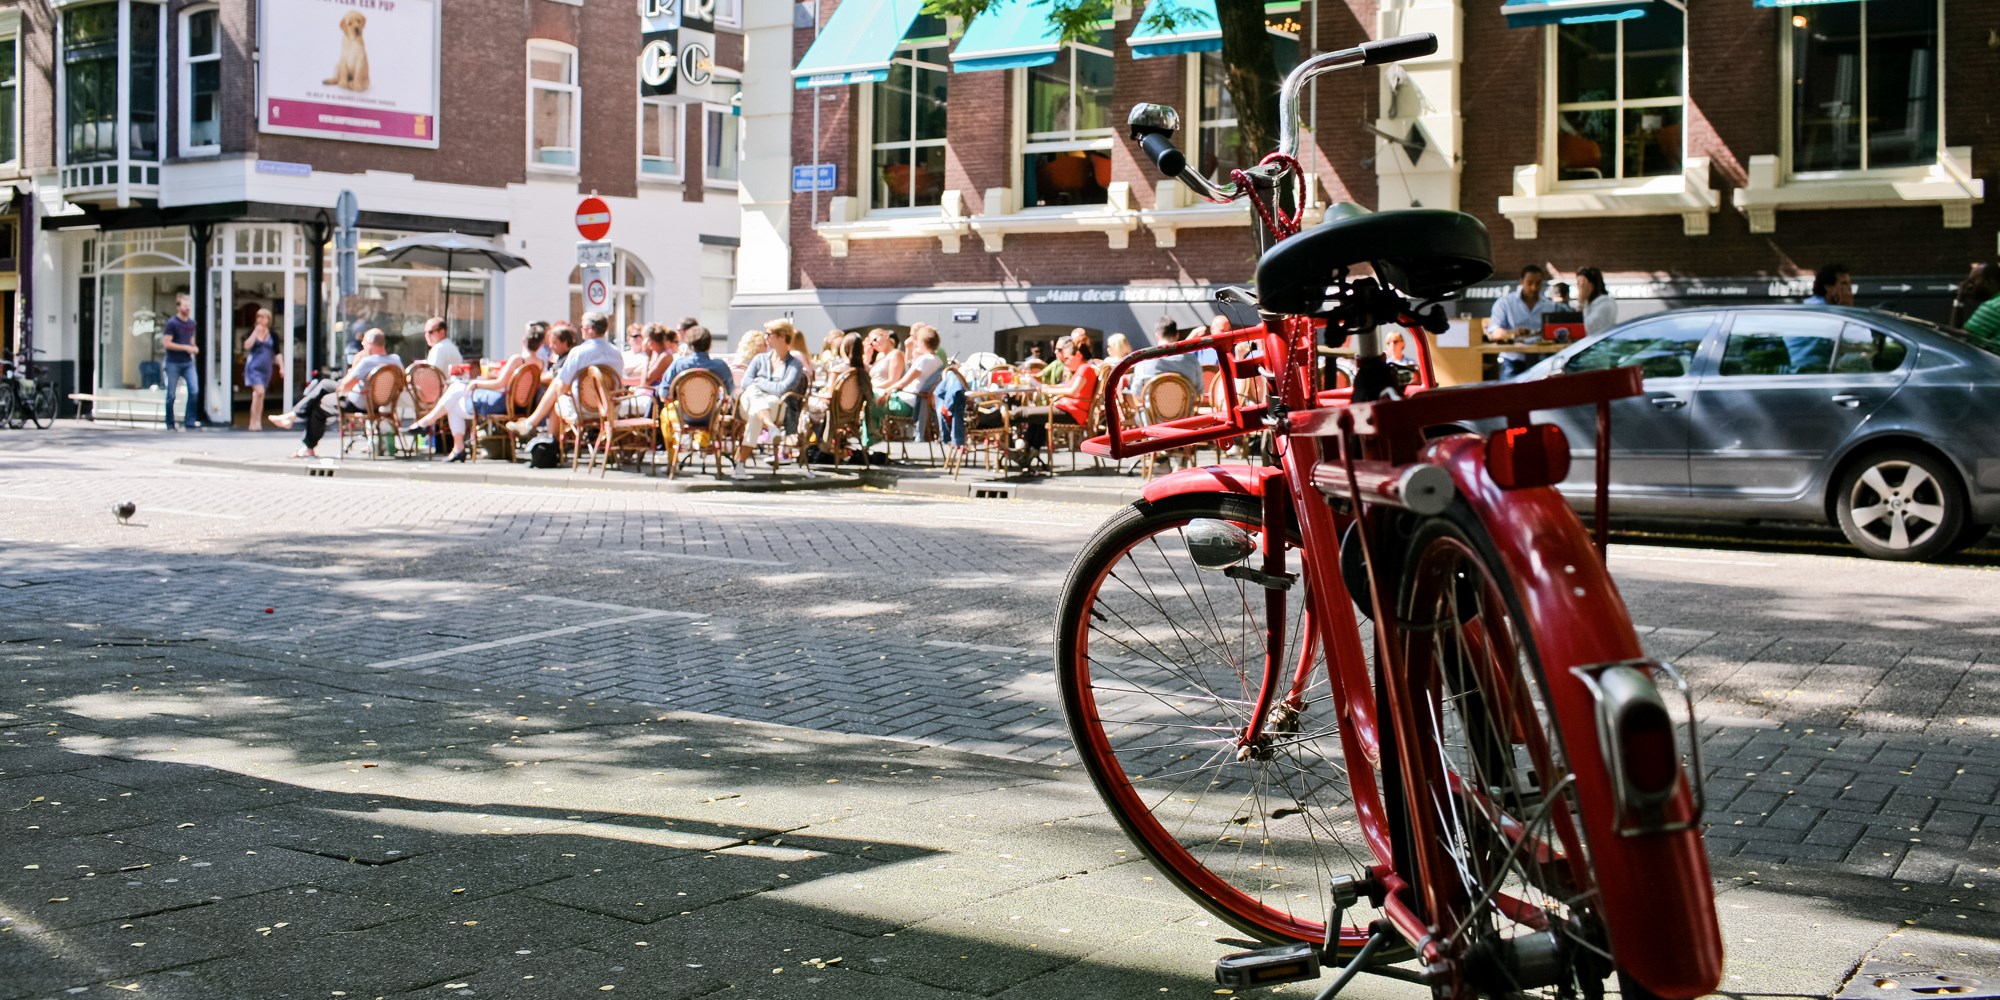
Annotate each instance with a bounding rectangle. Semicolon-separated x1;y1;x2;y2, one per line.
1484;423;1571;489
1596;665;1680;809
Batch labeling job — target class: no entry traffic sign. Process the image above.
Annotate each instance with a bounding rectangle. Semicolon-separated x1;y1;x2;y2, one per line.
575;197;612;241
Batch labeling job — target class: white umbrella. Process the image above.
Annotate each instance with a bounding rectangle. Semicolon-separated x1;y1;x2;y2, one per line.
357;232;530;321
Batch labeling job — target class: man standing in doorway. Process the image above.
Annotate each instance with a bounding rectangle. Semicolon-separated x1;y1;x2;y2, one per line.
1486;264;1556;381
162;292;203;429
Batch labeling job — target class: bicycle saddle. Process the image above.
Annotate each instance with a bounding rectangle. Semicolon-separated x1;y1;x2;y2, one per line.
1256;206;1493;315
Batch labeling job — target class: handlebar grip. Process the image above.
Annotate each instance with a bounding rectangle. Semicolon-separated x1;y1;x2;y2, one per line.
1360;32;1437;66
1139;132;1186;179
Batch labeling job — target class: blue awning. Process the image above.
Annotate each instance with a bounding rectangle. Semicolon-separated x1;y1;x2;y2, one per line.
1128;2;1304;59
951;0;1064;73
792;0;926;89
1501;0;1654;27
1751;0;1861;7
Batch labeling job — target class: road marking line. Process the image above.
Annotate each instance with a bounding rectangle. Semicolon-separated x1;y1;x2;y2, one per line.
524;595;708;618
925;639;1031;655
146;507;249;521
366;610;677;668
1609;552;1776;568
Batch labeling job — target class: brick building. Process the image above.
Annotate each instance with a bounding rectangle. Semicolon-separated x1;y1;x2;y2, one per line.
5;0;744;425
735;0;1992;362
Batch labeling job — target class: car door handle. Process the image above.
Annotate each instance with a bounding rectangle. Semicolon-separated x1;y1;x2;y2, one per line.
1648;394;1686;410
1830;393;1864;408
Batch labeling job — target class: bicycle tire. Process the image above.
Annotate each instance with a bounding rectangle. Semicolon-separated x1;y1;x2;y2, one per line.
1394;500;1614;1000
28;383;55;429
1057;492;1385;953
0;381;18;430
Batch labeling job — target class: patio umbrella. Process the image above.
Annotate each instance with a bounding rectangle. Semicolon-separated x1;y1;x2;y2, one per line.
356;231;531;328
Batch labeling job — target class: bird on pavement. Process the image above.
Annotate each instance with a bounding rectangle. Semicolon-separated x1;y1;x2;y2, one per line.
113;501;136;525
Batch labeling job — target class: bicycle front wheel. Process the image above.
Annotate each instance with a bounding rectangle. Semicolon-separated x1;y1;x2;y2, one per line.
1057;493;1382;950
1395;502;1612;1000
0;382;18;429
29;384;55;429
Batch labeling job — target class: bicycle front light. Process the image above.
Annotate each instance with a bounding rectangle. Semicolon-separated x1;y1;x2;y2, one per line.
1184;518;1256;570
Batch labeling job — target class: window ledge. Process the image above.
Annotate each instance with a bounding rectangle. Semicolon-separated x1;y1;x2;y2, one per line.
1497;157;1719;240
1731;149;1984;233
817;190;971;257
1136;174;1330;247
966;183;1139;252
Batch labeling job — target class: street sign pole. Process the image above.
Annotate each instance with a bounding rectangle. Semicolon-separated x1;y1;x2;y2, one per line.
329;190;360;377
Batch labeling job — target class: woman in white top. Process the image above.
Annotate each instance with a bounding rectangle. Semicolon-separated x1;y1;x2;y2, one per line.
864;328;905;391
1577;267;1618;336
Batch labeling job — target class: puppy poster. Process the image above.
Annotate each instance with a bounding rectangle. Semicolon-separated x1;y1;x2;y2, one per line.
261;0;440;147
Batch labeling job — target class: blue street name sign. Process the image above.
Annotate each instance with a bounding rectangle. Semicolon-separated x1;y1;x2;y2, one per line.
791;164;838;193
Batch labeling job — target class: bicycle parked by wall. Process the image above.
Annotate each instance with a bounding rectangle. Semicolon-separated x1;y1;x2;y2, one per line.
1055;33;1722;1000
0;348;57;429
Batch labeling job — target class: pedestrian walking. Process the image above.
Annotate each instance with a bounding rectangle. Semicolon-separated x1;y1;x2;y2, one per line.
161;292;203;429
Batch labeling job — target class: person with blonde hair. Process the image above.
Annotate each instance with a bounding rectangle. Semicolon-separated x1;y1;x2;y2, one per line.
1104;332;1132;361
733;322;807;471
863;327;905;389
241;307;278;430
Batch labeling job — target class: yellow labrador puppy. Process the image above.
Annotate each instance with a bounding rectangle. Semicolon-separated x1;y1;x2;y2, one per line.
324;12;370;92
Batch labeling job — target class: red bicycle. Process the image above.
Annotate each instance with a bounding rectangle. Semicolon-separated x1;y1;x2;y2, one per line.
1055;33;1722;1000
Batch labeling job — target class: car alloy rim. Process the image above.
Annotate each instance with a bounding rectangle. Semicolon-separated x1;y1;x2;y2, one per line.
1848;460;1944;551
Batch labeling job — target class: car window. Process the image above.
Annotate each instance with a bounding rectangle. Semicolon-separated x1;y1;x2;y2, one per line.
1565;314;1708;380
1718;314;1844;376
1829;323;1909;374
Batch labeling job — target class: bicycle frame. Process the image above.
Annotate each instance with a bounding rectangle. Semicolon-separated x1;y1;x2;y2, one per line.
1086;316;1723;996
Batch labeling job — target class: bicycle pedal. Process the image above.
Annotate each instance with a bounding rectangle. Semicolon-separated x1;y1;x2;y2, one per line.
1215;942;1321;988
1223;564;1298;592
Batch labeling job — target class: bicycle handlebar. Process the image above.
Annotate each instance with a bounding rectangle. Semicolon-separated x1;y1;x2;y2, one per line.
1129;32;1437;203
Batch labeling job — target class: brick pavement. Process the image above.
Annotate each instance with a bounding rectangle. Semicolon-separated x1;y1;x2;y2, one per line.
1;430;1996;949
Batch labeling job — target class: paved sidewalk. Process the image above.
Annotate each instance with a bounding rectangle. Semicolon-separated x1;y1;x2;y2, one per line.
5;624;1993;1000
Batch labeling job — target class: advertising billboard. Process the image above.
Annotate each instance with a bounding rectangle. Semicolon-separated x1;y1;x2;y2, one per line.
259;0;441;148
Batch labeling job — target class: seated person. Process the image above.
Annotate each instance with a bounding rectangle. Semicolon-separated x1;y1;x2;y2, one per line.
733;320;807;469
877;325;944;419
661;325;737;426
270;328;403;459
1005;334;1098;459
1128;323;1203;413
508;311;625;439
422;316;463;371
807;331;872;425
406;325;547;461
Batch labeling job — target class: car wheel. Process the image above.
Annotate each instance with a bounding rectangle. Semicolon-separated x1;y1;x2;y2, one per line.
1834;450;1965;561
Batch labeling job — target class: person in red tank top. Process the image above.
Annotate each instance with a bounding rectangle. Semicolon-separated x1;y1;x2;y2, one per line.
1010;334;1098;465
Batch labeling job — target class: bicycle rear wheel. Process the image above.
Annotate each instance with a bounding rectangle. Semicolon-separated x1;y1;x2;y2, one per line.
1395;503;1612;1000
29;383;55;429
0;382;18;429
1057;493;1383;951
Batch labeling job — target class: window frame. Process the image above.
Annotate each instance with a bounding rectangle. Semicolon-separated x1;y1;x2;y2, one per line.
711;0;743;30
1778;0;1945;180
525;39;580;174
1187;16;1303;186
0;28;18;170
637;96;685;183
1540;2;1687;188
857;19;950;215
1012;24;1116;211
176;3;219;157
702;102;740;189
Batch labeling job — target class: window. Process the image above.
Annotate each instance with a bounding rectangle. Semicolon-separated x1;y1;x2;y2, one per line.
1788;2;1938;173
1830;323;1908;374
704;104;739;186
711;0;742;30
698;242;735;335
1550;5;1684;182
0;33;16;166
63;3;120;164
129;2;159;161
179;6;219;155
528;42;579;170
1196;25;1301;179
868;15;948;210
639;98;684;179
1022;28;1114;207
1716;314;1905;377
1564;314;1708;380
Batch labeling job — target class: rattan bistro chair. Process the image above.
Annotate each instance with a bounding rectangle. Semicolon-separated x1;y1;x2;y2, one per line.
473;362;544;463
805;368;868;469
404;362;448;456
1137;371;1198;479
338;365;408;460
664;368;731;478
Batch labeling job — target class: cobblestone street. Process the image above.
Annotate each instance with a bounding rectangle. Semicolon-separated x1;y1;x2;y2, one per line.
3;428;1997;997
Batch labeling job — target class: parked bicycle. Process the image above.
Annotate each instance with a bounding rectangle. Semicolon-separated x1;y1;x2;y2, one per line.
0;348;56;429
1055;33;1722;1000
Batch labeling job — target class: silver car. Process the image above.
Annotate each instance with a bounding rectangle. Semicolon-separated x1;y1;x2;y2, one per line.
1472;305;2000;561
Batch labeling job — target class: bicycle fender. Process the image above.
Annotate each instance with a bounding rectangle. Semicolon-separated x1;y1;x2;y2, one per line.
1425;436;1724;999
1139;464;1285;504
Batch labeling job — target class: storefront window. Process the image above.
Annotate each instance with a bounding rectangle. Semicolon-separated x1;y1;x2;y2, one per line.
1023;28;1114;207
870;15;949;210
63;3;119;165
94;229;193;392
1551;8;1684;182
1789;1;1938;173
343;231;490;365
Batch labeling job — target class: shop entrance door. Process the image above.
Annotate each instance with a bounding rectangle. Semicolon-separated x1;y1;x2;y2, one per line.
222;271;289;428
